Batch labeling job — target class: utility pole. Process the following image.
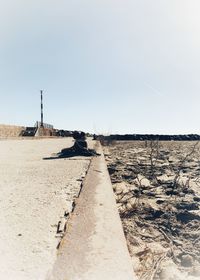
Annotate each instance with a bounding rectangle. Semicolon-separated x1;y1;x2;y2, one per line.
40;90;44;127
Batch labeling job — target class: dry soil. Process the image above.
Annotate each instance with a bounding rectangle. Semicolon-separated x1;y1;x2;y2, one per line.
104;141;200;280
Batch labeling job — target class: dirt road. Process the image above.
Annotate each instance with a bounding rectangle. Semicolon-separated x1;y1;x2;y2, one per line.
0;138;91;280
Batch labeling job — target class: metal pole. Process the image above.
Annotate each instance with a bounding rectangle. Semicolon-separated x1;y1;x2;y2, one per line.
41;90;44;127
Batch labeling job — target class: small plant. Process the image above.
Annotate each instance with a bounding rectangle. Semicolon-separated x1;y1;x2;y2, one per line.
171;141;199;190
99;136;116;146
149;140;160;183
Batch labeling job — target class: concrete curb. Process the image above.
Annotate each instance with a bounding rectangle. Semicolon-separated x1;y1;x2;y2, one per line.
47;142;137;280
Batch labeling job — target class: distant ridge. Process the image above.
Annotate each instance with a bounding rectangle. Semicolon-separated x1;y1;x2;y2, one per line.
104;134;200;141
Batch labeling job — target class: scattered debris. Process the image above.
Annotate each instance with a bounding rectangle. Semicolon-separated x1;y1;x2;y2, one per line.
104;141;200;280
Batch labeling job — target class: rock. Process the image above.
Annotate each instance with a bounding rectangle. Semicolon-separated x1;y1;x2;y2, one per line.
182;188;195;194
144;209;164;220
156;199;165;204
114;182;127;194
141;178;151;188
176;210;200;223
159;260;185;280
165;188;179;195
144;191;156;197
179;192;186;197
173;239;183;246
176;202;199;211
193;196;200;202
129;198;137;207
133;189;141;195
122;174;134;180
108;166;117;175
126;202;133;211
181;254;193;267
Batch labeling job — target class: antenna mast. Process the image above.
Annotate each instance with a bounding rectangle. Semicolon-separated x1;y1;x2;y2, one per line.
40;90;44;127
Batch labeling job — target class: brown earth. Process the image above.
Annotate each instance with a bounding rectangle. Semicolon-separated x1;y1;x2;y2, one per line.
103;141;200;280
0;124;24;137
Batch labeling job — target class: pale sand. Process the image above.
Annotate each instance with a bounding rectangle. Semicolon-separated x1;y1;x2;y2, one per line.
0;138;92;280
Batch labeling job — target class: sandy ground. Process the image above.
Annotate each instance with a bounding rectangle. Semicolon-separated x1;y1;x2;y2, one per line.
0;138;92;280
104;141;200;280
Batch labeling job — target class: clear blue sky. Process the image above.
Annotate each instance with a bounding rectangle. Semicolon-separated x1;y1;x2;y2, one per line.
0;0;200;134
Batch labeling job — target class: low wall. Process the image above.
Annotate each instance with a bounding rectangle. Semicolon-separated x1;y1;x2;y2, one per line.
0;124;25;138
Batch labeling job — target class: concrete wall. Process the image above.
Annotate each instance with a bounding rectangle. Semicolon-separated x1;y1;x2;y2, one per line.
0;124;25;138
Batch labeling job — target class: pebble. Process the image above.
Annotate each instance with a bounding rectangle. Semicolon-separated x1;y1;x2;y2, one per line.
173;239;182;246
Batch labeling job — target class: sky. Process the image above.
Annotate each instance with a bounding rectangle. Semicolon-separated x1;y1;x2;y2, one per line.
0;0;200;134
